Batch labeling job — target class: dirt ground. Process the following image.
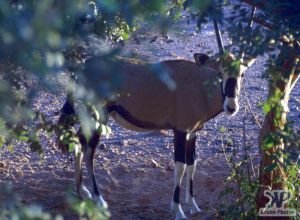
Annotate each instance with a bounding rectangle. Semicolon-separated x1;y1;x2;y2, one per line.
0;14;299;220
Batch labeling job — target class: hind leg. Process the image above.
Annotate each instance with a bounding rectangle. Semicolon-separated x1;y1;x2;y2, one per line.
80;130;108;208
74;143;93;199
185;132;201;215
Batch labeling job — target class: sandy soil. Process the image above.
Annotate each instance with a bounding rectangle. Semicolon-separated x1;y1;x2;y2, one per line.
0;15;299;220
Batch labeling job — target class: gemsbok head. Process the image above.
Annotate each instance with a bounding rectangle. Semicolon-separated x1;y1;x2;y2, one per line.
194;51;255;116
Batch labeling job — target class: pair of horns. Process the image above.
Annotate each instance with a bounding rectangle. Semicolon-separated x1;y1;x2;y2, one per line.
213;6;256;58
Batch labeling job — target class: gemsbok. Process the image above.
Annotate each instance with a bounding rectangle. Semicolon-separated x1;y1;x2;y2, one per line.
58;26;255;220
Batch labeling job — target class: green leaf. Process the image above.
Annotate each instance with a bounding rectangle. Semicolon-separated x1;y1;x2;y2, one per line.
265;163;277;173
219;126;227;133
262;133;281;151
219;187;235;198
263;102;271;114
7;144;14;153
29;139;43;156
0;135;4;148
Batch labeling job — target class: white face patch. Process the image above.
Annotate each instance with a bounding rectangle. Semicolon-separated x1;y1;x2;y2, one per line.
220;66;243;116
218;53;253;116
224;97;239;116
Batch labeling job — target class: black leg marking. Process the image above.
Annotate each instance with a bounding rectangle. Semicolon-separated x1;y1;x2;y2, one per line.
190;179;193;196
86;146;99;196
88;131;100;196
186;132;196;166
174;130;187;163
173;185;180;204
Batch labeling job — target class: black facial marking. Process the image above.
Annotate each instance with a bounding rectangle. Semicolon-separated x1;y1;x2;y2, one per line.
225;77;237;98
174;130;187;164
173;185;180;204
190;179;193;196
226;106;236;114
107;104;162;129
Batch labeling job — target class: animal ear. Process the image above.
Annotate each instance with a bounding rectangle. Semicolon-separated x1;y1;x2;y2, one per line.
194;53;210;66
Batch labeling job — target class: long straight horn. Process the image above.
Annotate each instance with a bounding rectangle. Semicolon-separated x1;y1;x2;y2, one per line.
213;18;224;55
240;6;256;60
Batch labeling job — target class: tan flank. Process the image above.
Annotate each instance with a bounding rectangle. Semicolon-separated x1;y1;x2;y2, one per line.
85;56;224;133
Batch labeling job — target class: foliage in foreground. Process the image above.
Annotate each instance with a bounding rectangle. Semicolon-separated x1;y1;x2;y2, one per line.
0;0;299;219
0;184;110;220
217;114;299;219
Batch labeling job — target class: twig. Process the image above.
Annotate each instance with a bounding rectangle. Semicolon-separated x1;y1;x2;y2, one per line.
221;135;246;218
249;152;257;178
221;137;234;172
243;106;253;187
242;84;262;128
232;137;246;218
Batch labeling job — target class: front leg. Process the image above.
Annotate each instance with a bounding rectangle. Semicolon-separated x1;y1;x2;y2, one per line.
171;130;188;220
185;132;201;215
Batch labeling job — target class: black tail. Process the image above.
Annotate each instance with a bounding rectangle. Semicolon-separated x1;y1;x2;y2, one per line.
58;93;76;123
57;92;77;152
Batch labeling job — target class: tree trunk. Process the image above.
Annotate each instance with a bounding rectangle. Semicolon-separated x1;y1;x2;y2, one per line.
256;40;299;219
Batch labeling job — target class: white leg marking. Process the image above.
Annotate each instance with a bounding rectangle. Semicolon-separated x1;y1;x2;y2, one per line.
185;162;201;215
171;162;187;220
84;146;108;209
78;185;93;199
74;144;92;199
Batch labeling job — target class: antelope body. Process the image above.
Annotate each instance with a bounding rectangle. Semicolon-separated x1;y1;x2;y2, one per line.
105;59;224;132
59;52;254;220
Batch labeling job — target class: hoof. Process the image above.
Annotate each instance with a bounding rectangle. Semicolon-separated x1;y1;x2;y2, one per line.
94;195;108;209
175;214;188;220
77;185;92;199
186;197;202;215
171;202;188;220
190;205;202;215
